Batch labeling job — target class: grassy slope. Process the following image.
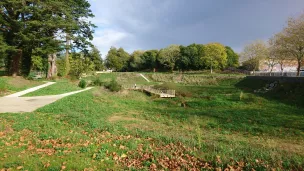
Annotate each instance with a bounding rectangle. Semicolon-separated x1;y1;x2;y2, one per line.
0;74;303;170
0;77;42;97
85;72;158;86
23;79;81;97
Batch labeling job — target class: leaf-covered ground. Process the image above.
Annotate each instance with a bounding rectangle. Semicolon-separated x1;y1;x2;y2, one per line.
0;74;303;170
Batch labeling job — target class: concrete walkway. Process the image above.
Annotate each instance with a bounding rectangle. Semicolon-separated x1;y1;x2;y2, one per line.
0;85;93;113
140;73;150;82
5;82;56;97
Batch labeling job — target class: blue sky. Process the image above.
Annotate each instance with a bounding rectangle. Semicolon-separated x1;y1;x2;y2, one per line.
88;0;304;57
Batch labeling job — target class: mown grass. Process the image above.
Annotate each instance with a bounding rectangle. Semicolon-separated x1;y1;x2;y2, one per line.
23;79;82;97
0;76;42;97
0;74;303;170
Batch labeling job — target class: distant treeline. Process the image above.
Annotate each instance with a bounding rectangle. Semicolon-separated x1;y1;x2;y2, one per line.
105;43;239;72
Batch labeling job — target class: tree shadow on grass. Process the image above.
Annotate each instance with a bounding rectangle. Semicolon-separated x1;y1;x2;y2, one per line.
147;101;304;137
0;70;7;76
235;77;304;108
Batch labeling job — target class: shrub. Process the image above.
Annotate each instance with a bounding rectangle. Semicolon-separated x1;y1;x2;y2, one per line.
56;59;66;77
105;79;121;92
27;72;36;80
78;79;87;88
93;77;104;86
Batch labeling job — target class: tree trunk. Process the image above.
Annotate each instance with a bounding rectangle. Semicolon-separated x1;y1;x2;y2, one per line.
52;53;57;76
47;53;57;79
11;50;22;77
297;59;301;76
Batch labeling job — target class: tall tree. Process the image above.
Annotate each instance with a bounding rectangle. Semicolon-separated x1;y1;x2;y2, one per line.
88;46;104;71
158;45;180;72
0;34;9;68
179;44;205;71
141;50;159;71
128;50;144;71
225;46;239;68
117;47;130;71
203;43;227;73
0;0;95;77
269;35;288;72
240;40;268;71
105;47;130;71
271;14;304;76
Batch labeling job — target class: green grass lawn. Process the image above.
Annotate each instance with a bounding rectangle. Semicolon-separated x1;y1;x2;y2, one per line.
0;74;303;170
0;76;42;97
23;79;82;97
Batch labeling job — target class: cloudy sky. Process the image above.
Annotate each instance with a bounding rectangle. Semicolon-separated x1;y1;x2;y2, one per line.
88;0;304;57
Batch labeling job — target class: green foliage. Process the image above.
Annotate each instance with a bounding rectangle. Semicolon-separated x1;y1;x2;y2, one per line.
92;77;105;86
106;44;238;72
141;50;159;71
225;46;239;67
158;45;180;72
0;0;95;75
78;79;87;88
176;47;191;71
88;46;104;71
105;47;130;71
56;59;66;77
178;44;205;71
203;43;228;70
128;50;144;71
70;53;95;78
105;79;121;92
0;35;9;68
31;55;44;71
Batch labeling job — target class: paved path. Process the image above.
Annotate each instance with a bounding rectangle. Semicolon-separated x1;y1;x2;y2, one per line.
5;82;56;97
139;73;150;82
0;84;93;113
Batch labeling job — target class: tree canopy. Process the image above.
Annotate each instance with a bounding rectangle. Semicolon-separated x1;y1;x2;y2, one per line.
225;46;239;68
203;43;227;71
0;0;95;76
105;47;130;71
240;40;268;71
270;14;304;76
158;45;180;72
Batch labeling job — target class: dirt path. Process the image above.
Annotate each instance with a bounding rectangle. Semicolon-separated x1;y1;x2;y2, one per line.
0;85;93;113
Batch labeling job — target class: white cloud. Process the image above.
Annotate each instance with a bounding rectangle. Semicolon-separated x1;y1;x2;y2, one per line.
92;29;130;58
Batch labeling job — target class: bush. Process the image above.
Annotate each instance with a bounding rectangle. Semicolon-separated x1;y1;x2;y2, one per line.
78;79;87;88
93;77;104;86
27;72;36;80
56;59;66;77
104;79;121;92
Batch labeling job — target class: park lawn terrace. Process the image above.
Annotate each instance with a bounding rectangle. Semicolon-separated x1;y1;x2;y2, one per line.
0;75;303;170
